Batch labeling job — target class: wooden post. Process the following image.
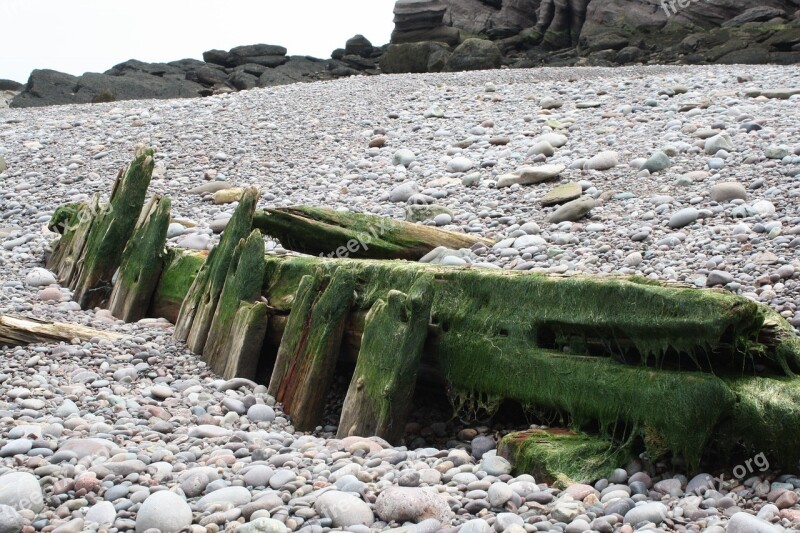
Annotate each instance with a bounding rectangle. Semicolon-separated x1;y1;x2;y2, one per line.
108;195;171;322
337;276;434;442
204;230;267;375
174;186;259;354
46;197;100;287
267;268;355;431
220;302;270;380
72;147;155;308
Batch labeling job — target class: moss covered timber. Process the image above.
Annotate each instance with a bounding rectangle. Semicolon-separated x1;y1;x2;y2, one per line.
150;248;205;322
267;268;356;431
338;276;434;442
72;147;155;308
108;195;171;322
204;230;267;375
46;198;100;286
499;429;635;488
146;251;800;464
252;206;492;260
174;186;259;354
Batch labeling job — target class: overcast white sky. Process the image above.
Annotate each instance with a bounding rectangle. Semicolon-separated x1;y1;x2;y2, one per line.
0;0;396;83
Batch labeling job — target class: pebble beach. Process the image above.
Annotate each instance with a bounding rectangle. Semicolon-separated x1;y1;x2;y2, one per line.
1;64;800;532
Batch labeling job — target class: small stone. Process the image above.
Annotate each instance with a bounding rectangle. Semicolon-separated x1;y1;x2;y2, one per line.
392;149;416;167
497;164;565;187
0;472;44;513
641;151;671;173
85;501;116;525
585;151;619;170
726;511;783;533
374;486;451;523
669;207;699;229
704;133;734;155
447;156;474;173
480;453;512;476
135;491;192;533
236;518;289;533
707;270;734;287
389;181;419;202
211;187;244;204
624;252;643;267
314;491;374;527
624;502;667;525
247;404;276;423
0;504;23;533
710;182;747;202
541;183;582;206
548;196;595;223
25;268;57;287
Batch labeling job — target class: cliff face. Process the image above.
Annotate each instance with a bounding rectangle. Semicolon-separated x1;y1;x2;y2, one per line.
389;0;800;67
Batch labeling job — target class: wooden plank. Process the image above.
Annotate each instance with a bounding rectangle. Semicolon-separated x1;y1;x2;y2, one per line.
72;147;155;308
108;195;171;322
267;268;355;431
46;197;100;287
204;230;267;375
220;302;270;380
337;276;434;442
174;186;259;354
0;315;125;347
252;206;492;260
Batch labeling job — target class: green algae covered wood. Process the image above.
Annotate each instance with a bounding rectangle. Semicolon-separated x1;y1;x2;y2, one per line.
252;206;492;260
174;186;259;354
499;429;635;488
150;248;206;321
337;276;434;442
108;195;171;322
267;268;356;431
204;230;267;375
72;147;155;308
46;198;100;286
220;301;270;380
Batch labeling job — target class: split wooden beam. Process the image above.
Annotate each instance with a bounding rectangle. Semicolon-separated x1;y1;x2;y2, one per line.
252;206;492;260
108;194;171;322
174;186;260;354
72;147;155;308
204;230;267;376
0;314;125;347
338;276;434;442
267;268;356;431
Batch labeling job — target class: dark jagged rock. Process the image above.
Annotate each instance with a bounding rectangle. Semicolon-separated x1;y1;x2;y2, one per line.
380;42;452;73
11;70;81;108
74;73;204;103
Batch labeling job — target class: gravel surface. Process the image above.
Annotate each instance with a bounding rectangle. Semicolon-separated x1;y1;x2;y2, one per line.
0;65;799;532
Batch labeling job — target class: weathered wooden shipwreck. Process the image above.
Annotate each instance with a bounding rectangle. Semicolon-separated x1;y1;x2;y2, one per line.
30;148;800;484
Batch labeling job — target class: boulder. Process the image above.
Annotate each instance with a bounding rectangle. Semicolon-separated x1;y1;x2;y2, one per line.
0;472;44;513
442;0;539;36
392;0;460;45
203;44;288;68
74;72;204;102
445;38;502;71
0;79;23;91
11;69;80;108
380;42;452;73
345;34;375;57
258;56;331;87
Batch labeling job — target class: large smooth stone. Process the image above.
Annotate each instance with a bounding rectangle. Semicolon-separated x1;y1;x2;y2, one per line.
135;491;192;533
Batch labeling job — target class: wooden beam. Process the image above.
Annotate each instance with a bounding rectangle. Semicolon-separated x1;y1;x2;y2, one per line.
0;314;125;347
267;268;355;431
338;276;434;442
252;206;492;260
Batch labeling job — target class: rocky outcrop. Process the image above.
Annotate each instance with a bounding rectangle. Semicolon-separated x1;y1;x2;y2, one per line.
445;39;503;71
392;0;461;45
10;39;383;108
389;0;800;69
381;42;452;73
